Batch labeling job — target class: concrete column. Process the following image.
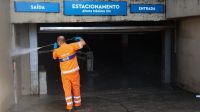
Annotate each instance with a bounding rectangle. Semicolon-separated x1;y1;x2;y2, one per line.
176;17;200;92
17;24;31;95
29;24;39;94
39;71;47;95
122;34;129;64
163;30;172;84
11;25;18;104
0;0;15;111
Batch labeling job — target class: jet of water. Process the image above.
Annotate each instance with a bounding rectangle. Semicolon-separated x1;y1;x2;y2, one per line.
10;43;54;57
11;47;41;57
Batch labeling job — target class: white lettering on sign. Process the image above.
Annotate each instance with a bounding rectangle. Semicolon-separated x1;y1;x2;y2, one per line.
82;10;92;13
30;4;45;10
139;7;155;11
93;9;105;13
72;4;120;10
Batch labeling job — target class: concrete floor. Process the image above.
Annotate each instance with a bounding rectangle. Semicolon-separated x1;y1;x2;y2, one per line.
10;87;200;112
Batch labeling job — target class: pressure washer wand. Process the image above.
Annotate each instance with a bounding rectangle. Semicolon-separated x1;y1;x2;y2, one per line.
38;37;91;53
38;38;73;50
38;50;53;54
38;44;53;50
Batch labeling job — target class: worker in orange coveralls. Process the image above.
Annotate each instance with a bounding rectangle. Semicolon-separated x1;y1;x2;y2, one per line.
53;36;86;112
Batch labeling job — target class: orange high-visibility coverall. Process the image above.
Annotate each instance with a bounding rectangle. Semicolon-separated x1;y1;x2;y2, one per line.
53;42;83;110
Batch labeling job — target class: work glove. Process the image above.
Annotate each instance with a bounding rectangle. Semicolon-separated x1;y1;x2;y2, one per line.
73;36;81;42
53;42;58;49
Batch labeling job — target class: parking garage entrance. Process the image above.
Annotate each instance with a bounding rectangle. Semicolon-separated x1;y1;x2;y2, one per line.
37;23;173;95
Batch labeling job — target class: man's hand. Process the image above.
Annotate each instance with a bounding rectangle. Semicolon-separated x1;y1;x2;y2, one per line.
53;42;58;49
73;36;86;47
80;38;86;46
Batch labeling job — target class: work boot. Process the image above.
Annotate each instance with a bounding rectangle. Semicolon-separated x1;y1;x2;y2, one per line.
65;109;72;112
74;106;81;111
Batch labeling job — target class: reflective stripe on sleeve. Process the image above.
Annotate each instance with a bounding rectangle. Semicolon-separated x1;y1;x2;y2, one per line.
62;67;79;74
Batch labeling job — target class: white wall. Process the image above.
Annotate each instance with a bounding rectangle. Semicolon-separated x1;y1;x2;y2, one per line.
0;0;14;111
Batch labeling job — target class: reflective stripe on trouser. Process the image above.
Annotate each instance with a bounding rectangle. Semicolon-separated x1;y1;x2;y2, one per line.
74;96;81;107
65;96;73;109
61;71;81;110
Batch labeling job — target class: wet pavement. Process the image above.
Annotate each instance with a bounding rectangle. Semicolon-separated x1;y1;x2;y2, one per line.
10;87;200;112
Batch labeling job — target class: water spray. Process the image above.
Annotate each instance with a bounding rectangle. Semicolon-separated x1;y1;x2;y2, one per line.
11;37;91;56
11;47;41;57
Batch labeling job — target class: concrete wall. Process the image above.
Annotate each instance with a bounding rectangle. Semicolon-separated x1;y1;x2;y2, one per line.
176;17;200;93
166;0;200;18
15;24;31;96
11;0;165;23
29;24;39;95
0;0;15;111
15;24;31;95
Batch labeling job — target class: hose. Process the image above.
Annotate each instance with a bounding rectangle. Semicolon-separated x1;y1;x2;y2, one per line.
86;44;91;52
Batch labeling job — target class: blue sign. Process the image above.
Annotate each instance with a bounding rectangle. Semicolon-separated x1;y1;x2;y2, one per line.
130;4;165;13
15;2;60;13
63;1;127;16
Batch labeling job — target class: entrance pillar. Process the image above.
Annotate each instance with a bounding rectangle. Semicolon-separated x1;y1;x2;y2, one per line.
163;30;172;84
29;24;39;94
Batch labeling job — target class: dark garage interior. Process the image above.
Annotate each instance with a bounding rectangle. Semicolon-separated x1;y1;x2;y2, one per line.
38;32;163;95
